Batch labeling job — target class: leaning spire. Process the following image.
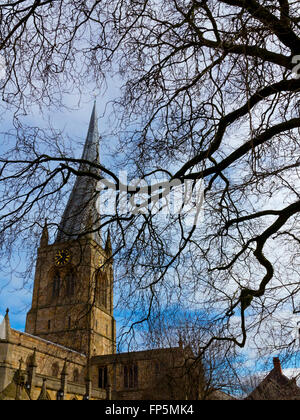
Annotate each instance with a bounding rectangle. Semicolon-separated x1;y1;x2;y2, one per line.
81;101;100;168
56;103;101;244
105;229;112;256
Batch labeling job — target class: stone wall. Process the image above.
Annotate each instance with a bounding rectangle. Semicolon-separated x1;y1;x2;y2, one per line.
91;347;198;400
0;327;107;400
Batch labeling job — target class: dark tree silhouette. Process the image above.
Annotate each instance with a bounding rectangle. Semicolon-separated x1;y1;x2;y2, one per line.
0;0;300;358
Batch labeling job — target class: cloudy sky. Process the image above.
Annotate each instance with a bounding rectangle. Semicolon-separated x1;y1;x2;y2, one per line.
0;76;121;330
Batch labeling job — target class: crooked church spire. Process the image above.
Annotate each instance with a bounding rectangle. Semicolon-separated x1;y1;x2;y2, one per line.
81;101;100;166
56;102;101;244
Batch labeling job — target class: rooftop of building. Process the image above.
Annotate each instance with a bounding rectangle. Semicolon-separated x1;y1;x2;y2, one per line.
246;358;300;400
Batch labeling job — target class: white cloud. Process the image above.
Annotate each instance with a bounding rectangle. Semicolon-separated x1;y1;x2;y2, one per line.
283;368;300;383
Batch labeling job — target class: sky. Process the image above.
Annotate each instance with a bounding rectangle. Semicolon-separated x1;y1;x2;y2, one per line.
0;77;122;330
0;48;299;388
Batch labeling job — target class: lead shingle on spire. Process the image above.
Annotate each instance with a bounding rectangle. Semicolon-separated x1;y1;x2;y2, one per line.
56;103;101;244
81;101;100;167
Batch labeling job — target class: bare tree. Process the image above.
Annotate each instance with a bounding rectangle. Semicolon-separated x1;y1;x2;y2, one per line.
1;1;300;362
139;312;242;399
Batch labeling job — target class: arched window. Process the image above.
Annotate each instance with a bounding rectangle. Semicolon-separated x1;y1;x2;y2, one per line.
52;273;60;298
98;367;108;389
65;272;75;296
124;364;138;389
51;363;60;378
98;273;108;309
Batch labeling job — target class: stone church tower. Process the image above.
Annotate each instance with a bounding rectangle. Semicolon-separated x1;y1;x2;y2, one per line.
25;103;116;357
0;104;205;400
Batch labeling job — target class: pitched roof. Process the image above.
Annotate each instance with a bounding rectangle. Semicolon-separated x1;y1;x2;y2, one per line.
246;358;300;400
56;103;102;244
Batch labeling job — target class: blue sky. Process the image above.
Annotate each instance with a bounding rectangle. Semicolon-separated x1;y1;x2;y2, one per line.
0;67;299;389
0;77;122;330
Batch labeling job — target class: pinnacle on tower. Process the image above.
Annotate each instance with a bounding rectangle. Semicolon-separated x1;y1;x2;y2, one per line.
38;379;50;401
30;348;37;368
40;220;49;248
105;229;112;256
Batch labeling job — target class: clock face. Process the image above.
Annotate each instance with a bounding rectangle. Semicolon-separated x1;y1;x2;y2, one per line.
96;255;103;269
55;249;71;267
95;253;103;268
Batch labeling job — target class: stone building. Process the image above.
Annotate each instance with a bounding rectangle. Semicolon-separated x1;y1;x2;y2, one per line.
0;104;200;400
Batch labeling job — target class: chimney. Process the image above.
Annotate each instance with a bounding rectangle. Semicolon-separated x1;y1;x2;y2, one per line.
273;357;282;373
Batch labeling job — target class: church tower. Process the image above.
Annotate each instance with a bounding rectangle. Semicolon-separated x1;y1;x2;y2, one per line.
25;104;116;357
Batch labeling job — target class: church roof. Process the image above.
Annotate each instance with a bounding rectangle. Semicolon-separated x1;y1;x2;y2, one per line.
56;103;102;244
13;329;86;357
